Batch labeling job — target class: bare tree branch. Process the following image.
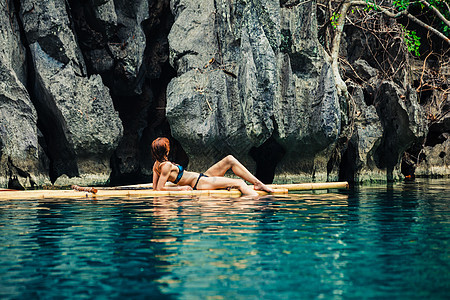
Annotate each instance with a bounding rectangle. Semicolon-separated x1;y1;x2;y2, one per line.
444;1;450;13
419;0;450;29
406;12;450;45
349;0;450;45
329;0;353;97
323;0;450;100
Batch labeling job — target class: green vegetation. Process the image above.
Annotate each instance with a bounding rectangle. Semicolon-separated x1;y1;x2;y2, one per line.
403;27;421;57
330;12;340;29
316;0;449;98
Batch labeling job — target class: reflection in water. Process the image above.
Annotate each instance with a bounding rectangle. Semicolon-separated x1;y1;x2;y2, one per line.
0;179;449;299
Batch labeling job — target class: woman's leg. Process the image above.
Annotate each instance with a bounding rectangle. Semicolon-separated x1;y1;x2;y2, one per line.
196;176;258;196
204;155;274;192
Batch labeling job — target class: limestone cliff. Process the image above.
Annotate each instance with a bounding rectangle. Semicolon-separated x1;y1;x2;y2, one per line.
0;0;447;188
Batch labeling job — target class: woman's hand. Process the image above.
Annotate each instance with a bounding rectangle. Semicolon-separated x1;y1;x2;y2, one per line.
179;186;193;191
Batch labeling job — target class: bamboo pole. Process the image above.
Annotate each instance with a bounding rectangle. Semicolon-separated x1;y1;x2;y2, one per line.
0;182;348;200
109;181;349;191
0;187;289;200
267;182;349;191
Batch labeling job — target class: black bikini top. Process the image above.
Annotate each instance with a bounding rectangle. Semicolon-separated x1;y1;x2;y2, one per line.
172;164;184;184
156;162;184;184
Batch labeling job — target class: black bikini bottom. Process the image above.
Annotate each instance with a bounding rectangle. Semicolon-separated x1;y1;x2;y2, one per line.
193;173;208;190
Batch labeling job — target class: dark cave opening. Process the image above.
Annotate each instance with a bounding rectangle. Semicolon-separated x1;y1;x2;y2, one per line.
249;137;285;184
68;0;181;186
142;61;187;164
35;108;79;183
400;121;449;179
338;142;357;184
401;142;423;178
425;122;449;147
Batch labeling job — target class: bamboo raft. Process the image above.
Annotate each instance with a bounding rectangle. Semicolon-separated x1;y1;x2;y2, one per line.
0;182;349;200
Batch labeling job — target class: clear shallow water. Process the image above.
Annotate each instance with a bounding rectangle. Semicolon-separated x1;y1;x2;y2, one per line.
0;179;449;299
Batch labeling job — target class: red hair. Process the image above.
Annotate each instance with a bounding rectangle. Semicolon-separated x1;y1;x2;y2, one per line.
151;137;170;162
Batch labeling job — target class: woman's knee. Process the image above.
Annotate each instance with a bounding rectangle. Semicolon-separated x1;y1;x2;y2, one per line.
234;179;246;188
224;155;237;165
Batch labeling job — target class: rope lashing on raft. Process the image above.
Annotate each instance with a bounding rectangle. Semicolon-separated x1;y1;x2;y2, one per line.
71;185;98;194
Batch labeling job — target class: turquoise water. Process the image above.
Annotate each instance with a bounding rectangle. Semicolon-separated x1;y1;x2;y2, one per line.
0;179;449;299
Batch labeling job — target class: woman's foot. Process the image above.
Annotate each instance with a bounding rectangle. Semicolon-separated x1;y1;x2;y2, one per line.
253;181;275;193
229;182;259;197
244;190;259;197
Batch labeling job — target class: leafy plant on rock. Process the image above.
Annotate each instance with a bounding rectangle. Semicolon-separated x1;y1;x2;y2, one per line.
318;0;450;98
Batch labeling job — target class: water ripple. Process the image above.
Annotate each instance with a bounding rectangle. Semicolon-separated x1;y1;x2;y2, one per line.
0;179;449;299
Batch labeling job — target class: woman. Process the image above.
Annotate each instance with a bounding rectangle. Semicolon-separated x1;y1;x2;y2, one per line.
152;137;274;196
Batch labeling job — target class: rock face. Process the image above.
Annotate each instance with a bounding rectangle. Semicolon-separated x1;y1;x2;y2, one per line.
20;0;123;185
0;1;49;188
0;0;123;188
0;0;446;187
167;0;342;181
166;0;430;183
415;117;450;176
373;81;427;180
337;83;384;183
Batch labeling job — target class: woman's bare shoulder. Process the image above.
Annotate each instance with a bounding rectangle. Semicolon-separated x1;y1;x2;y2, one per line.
160;161;175;172
153;161;173;173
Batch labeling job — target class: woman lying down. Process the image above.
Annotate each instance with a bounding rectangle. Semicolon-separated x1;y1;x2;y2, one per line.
151;137;274;197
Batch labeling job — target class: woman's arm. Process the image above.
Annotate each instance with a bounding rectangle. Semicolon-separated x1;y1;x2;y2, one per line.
161;185;193;191
155;163;171;190
152;163;160;189
155;163;192;191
